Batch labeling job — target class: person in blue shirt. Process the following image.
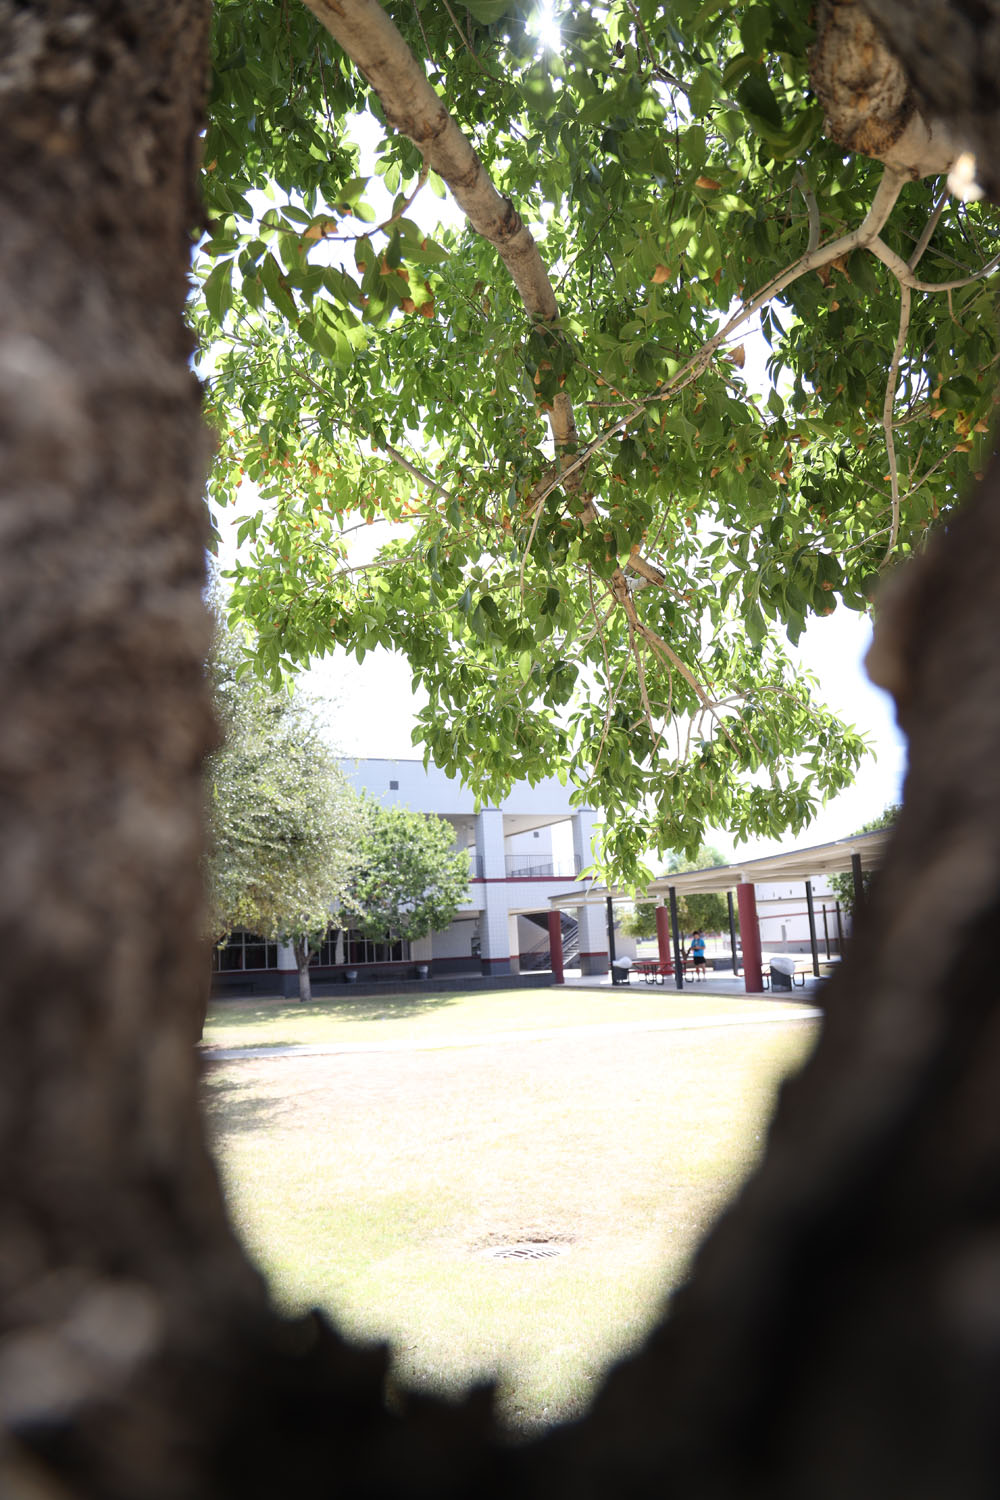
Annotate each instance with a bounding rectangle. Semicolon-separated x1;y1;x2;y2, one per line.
687;930;707;980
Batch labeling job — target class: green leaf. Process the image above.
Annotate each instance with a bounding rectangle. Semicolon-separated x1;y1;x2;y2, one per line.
463;0;508;21
736;73;783;131
203;260;234;324
739;7;772;55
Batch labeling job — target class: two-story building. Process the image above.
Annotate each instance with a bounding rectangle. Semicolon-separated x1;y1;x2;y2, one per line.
212;757;609;995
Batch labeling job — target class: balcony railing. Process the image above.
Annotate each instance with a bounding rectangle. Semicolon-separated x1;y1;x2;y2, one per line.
504;855;580;879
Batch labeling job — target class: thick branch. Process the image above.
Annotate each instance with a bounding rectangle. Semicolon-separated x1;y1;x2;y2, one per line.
302;0;580;457
880;282;912;566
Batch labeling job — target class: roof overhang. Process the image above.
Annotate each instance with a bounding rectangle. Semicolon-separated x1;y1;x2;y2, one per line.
548;827;893;909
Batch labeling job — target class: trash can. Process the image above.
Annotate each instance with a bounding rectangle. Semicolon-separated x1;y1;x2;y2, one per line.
769;955;797;991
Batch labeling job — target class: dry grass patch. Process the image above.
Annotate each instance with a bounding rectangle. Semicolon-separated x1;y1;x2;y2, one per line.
203;1014;816;1429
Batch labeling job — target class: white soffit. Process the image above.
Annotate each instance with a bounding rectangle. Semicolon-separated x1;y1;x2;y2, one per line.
549;828;894;908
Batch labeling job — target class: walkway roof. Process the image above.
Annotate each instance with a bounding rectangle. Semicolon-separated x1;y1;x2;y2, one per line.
549;826;893;909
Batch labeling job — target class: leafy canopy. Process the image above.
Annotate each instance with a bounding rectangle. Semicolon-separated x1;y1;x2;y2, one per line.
194;0;999;883
206;615;363;965
829;800;901;913
336;801;470;943
620;845;734;937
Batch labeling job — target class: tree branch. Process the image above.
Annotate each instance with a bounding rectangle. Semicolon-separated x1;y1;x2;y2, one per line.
519;168;911;514
869;234;1000;290
880;283;912;567
302;0;581;459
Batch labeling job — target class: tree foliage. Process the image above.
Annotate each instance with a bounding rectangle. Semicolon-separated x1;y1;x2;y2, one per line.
337;801;470;944
829;799;901;912
193;0;999;880
206;615;363;996
620;843;734;937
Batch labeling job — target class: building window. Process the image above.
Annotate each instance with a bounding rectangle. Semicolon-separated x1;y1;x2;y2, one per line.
389;779;399;789
307;928;410;966
212;930;279;972
309;929;341;966
347;930;410;965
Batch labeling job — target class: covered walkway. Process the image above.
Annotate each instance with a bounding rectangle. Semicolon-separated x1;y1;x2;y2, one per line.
546;828;892;994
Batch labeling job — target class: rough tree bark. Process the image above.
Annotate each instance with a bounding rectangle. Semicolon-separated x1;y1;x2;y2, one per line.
1;1;1000;1497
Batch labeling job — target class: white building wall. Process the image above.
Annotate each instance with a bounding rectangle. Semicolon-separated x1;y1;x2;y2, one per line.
754;877;844;954
336;757;605;978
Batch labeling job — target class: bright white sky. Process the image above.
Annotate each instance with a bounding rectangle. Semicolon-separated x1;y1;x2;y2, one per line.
216;84;908;869
305;613;906;864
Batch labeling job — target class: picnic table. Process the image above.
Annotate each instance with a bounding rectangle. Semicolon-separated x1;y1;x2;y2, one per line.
632;958;674;985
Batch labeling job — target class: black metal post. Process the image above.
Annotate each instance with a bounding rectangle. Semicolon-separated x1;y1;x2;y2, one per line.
822;903;831;961
805;880;820;977
851;852;864;911
835;900;844;953
728;890;739;975
606;895;616;968
669;886;684;989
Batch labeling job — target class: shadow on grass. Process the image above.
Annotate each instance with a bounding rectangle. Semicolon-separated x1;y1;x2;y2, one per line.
206;990;465;1033
199;1068;287;1137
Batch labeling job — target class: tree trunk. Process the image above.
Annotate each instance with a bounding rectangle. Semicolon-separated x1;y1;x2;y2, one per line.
4;1;1000;1497
294;941;314;1004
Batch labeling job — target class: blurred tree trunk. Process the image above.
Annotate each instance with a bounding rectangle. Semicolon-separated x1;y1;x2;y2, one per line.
2;1;1000;1496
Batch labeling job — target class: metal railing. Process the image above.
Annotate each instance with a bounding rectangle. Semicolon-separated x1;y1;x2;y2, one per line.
504;855;579;879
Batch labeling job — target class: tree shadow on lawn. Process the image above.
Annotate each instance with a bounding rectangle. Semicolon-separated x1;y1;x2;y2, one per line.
199;1066;289;1137
206;991;464;1033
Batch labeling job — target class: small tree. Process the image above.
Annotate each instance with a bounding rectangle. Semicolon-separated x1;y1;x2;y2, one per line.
206;623;363;1000
830;803;902;916
337;802;470;954
620;845;734;941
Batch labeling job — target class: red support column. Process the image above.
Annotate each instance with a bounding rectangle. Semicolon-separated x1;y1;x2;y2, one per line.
655;904;674;974
547;910;565;985
736;881;763;993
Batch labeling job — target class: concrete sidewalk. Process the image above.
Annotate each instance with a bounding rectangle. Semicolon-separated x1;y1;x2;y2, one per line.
559;965;833;1002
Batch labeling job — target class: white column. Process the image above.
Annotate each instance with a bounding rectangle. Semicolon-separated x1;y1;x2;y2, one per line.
474;808;513;973
576;901;609;976
572;805;599;874
507;911;521;975
476;806;505;879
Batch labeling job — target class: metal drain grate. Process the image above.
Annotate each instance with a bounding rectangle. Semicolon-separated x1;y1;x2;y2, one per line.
485;1242;565;1261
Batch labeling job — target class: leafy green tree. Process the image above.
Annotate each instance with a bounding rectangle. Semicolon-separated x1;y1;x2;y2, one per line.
664;846;734;937
337;802;469;949
193;0;999;882
620;844;735;939
206;619;363;1000
9;3;1000;1495
829;801;901;914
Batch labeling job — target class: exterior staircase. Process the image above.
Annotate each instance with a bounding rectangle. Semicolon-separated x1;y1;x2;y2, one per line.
519;911;580;971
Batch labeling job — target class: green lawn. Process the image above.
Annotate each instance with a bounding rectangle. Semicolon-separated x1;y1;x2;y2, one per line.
203;985;812;1052
202;994;817;1431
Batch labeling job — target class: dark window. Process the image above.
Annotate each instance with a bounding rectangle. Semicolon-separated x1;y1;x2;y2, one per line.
389;779;399;790
306;928;410;966
212;930;279;972
346;930;409;965
309;928;341;966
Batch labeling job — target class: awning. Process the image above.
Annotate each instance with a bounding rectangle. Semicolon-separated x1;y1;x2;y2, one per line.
549;827;893;909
